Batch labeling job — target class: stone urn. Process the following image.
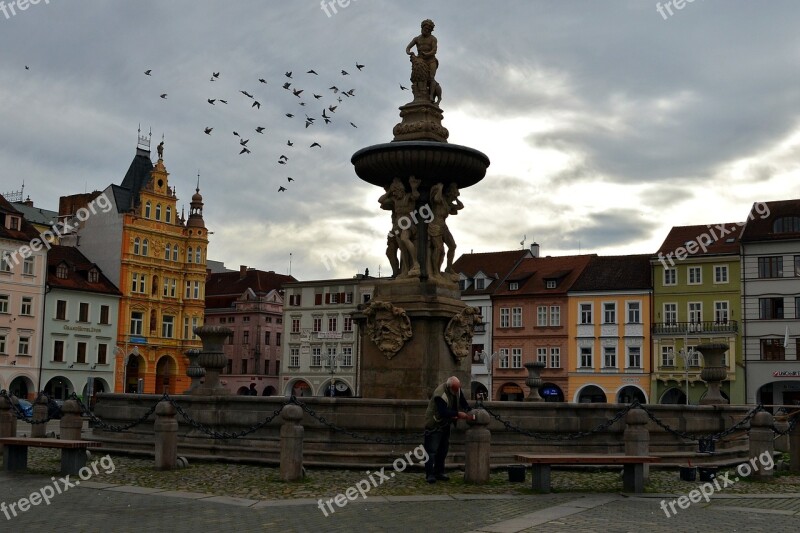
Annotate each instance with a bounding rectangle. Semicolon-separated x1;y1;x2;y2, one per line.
697;343;729;405
192;326;231;396
523;361;546;402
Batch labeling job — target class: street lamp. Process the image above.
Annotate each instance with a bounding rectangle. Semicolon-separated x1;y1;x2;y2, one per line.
674;344;702;405
479;350;498;401
323;352;342;397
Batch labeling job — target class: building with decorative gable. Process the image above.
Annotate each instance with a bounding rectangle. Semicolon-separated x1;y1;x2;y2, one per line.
59;133;208;393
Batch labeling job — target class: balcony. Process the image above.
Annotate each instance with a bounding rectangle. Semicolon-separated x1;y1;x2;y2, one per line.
652;321;738;335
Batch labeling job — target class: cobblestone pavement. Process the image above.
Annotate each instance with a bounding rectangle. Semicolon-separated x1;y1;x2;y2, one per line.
0;449;797;531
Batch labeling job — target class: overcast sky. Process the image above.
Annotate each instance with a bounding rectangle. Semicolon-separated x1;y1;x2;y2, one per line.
2;1;800;281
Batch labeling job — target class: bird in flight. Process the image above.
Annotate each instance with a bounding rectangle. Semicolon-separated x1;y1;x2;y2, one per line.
341;70;349;76
240;139;249;146
356;63;365;71
259;78;267;84
160;94;168;99
329;86;339;93
328;105;337;113
144;69;152;76
204;127;213;135
279;155;288;162
292;88;304;98
219;99;228;104
287;140;293;146
233;131;240;137
285;113;294;118
240;90;253;98
212;72;220;79
207;99;216;105
278;186;286;192
285;71;292;78
287;177;294;182
400;84;408;91
283;82;291;90
313;93;322;99
25;65;30;70
255;126;265;134
350;122;357;128
278;160;287;165
344;89;355;97
240;147;251;155
252;100;261;109
310;142;321;148
307;69;318;75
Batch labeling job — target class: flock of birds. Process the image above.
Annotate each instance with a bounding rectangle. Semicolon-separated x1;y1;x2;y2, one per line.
142;64;369;193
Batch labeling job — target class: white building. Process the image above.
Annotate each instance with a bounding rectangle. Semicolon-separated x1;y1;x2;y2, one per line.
41;245;121;402
741;199;800;405
281;274;375;397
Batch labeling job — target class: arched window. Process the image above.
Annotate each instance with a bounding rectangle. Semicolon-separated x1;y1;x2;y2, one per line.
195;247;201;263
164;243;171;260
166;206;172;223
142;239;149;256
155;204;162;221
172;244;179;262
144;202;151;218
187;247;193;263
133;237;140;255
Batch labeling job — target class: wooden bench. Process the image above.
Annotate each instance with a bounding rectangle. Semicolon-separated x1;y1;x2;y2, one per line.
0;438;102;476
515;454;661;493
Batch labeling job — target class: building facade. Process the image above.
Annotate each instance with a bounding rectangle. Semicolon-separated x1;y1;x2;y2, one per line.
60;135;207;394
568;255;652;403
281;275;375;397
42;245;121;402
651;223;744;404
491;254;594;402
205;266;296;396
741;200;800;405
0;196;46;399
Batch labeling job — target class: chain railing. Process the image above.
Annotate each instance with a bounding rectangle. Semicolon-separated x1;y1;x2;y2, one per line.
167;395;291;440
291;396;448;444
0;390;58;425
70;392;160;432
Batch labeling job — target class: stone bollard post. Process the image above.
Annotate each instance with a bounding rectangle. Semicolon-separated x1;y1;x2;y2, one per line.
31;395;49;438
280;404;304;481
154;401;178;470
624;407;651;481
748;411;774;481
790;415;800;472
0;396;17;456
464;409;491;484
774;420;790;453
59;400;83;441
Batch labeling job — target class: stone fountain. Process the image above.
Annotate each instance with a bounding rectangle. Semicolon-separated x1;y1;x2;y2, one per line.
352;20;490;399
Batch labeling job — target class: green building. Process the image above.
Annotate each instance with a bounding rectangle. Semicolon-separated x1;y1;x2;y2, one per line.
650;223;745;404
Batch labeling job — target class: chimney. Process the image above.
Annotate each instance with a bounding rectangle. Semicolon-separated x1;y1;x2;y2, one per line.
239;265;247;279
530;242;540;258
22;196;33;207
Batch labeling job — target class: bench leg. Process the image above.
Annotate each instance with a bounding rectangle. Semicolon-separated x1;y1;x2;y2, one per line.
61;448;88;476
531;464;551;493
3;445;28;472
622;463;645;493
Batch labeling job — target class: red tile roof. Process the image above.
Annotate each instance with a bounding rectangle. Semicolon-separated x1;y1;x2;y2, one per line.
741;199;800;243
452;249;532;296
0;194;40;243
570;254;652;292
493;254;595;296
47;245;121;296
205;269;297;309
656;223;742;257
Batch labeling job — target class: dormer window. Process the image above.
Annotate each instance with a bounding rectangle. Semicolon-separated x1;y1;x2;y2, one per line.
88;269;99;283
509;282;519;291
8;216;20;231
546;280;557;289
475;278;485;290
773;216;800;234
56;263;68;279
458;279;469;291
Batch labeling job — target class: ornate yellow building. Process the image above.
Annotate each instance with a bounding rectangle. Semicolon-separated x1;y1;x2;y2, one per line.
60;133;207;393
